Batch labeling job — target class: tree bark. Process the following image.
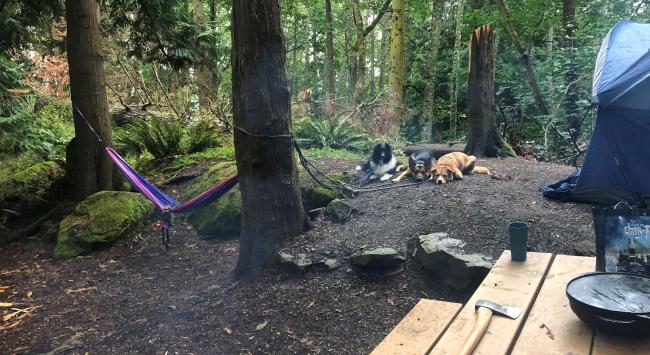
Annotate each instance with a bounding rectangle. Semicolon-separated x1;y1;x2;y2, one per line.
386;0;406;136
324;0;336;116
563;0;580;140
449;0;464;138
378;16;390;93
369;28;376;97
65;0;117;201
429;0;444;143
193;0;212;111
232;0;306;277
496;0;550;116
465;24;514;158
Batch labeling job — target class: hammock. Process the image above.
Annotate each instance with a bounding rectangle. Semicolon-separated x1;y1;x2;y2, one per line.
105;147;238;244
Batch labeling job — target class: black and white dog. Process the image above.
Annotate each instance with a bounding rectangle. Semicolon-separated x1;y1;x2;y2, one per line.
356;143;398;182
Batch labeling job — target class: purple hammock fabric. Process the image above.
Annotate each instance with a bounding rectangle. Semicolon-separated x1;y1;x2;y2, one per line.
105;147;238;228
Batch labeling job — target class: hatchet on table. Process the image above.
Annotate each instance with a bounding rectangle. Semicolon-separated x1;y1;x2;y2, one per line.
458;299;522;355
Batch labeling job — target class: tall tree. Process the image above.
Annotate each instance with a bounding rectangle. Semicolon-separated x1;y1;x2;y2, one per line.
496;0;550;116
65;0;117;200
386;0;406;135
465;24;514;157
193;0;212;111
563;0;580;141
232;0;306;277
448;0;464;138
429;0;445;143
324;0;336;116
350;0;391;104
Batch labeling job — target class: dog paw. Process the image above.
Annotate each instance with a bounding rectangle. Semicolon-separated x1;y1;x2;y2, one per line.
355;165;362;171
380;174;392;181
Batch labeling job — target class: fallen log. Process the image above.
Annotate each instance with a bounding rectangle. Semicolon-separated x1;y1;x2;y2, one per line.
400;144;466;158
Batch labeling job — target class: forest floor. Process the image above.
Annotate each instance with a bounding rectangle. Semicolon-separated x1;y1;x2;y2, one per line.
0;156;594;354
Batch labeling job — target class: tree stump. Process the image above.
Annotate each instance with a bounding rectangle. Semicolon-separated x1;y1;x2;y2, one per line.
465;24;514;157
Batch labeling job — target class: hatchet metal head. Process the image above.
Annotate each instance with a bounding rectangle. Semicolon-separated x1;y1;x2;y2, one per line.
475;299;521;319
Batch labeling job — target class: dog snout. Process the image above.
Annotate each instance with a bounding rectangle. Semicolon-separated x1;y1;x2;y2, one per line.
436;177;445;184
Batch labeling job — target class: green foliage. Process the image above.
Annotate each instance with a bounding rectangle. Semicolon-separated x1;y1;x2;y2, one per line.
186;117;222;153
115;116;184;160
294;117;373;152
0;96;72;159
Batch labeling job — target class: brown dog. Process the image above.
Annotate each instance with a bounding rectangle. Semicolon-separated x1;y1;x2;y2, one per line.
432;152;490;184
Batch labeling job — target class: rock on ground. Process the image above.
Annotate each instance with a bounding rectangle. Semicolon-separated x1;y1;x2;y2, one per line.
351;247;407;269
0;161;64;222
573;239;596;256
416;233;492;290
55;191;153;258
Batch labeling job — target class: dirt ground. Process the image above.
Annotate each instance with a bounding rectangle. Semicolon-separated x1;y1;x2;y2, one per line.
0;156;594;354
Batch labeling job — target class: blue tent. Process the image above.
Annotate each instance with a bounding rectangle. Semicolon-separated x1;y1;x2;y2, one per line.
543;20;650;206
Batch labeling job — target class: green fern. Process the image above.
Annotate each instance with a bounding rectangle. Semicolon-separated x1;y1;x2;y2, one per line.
115;116;184;160
294;117;371;152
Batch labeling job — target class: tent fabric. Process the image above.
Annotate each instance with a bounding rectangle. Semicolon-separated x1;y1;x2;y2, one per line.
106;147;238;227
544;20;650;207
593;20;650;109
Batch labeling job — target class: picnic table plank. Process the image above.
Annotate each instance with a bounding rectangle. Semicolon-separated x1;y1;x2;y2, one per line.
429;251;553;355
592;331;650;354
370;299;462;355
511;255;595;355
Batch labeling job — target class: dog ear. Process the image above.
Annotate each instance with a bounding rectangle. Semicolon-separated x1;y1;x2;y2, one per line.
408;154;416;172
425;157;433;172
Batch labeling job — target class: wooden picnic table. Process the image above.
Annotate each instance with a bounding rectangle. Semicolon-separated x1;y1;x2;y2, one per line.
372;251;650;355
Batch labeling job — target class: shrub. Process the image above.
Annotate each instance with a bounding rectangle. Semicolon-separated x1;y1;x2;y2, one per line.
186;117;222;153
115;116;184;160
0;95;72;159
294;116;372;152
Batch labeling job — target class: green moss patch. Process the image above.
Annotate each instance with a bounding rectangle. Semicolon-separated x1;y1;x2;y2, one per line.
55;191;153;258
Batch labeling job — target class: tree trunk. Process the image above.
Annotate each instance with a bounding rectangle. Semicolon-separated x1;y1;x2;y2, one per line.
378;17;390;93
386;0;406;136
465;24;514;158
449;0;464;138
369;27;376;97
232;0;306;277
193;0;212;111
351;0;365;104
324;0;336;116
65;0;116;201
429;0;444;143
496;0;550;116
563;0;580;140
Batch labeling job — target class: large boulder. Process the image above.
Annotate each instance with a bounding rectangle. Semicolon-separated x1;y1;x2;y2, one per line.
185;161;345;239
416;233;493;290
0;161;64;222
184;162;241;239
573;239;596;257
55;191;153;258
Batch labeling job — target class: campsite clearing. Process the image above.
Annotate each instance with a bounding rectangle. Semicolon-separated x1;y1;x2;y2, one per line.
0;156;597;354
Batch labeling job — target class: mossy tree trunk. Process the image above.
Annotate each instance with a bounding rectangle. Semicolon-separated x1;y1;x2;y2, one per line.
563;0;580;141
465;24;514;158
386;0;406;136
232;0;306;277
65;0;117;201
324;0;336;116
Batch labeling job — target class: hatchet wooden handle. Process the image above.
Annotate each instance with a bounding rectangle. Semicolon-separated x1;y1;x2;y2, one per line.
458;306;493;355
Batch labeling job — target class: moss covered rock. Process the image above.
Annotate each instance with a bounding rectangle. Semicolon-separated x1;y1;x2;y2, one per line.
185;161;345;239
183;162;241;239
55;191;153;258
0;161;64;220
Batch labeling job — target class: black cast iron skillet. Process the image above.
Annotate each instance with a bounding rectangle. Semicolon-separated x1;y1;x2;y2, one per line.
566;272;650;337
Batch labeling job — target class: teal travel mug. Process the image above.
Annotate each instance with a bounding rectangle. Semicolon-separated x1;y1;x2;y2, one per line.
509;222;528;261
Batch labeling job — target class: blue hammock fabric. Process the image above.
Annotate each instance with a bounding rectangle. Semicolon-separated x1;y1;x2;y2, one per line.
106;147;238;229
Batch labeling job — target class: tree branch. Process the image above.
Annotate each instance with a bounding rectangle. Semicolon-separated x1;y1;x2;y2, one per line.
152;62;183;120
363;0;392;37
